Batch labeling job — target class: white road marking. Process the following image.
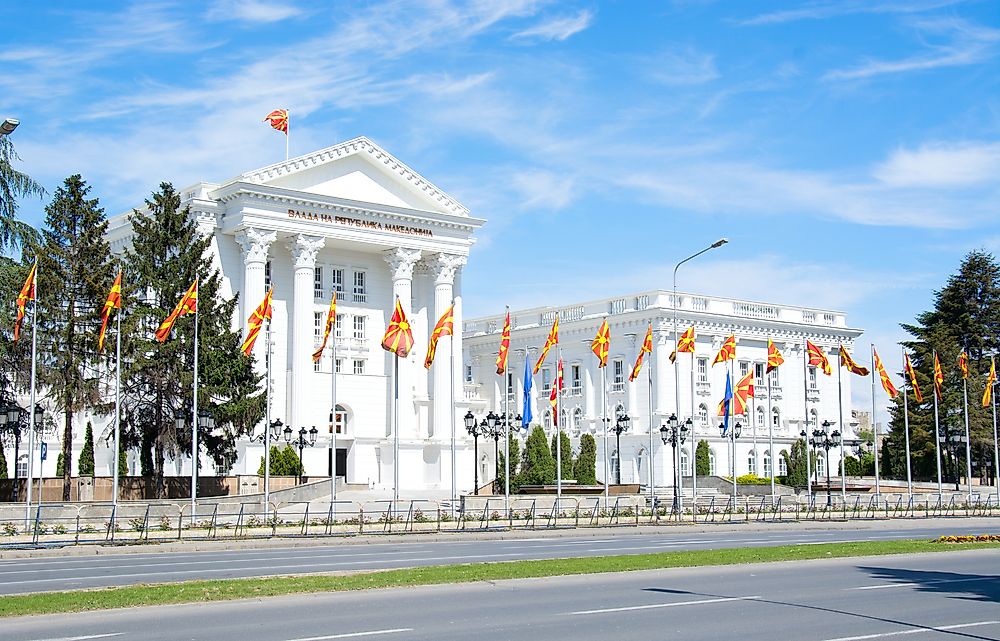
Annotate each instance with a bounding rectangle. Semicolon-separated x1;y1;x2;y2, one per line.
285;629;413;641
27;634;124;641
566;595;761;615
850;576;998;591
818;620;999;641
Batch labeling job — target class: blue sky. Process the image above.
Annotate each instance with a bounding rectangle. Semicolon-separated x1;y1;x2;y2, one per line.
4;0;999;422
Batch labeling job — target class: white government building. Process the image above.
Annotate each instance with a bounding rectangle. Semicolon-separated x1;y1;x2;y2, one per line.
462;293;864;490
13;137;864;497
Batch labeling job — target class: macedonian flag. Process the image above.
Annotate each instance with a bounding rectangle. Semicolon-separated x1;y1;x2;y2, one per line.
591;318;610;368
549;358;564;421
677;326;695;353
983;356;996;408
242;288;274;357
98;270;123;353
263;108;288;134
873;347;898;399
424;303;455;369
806;340;832;376
839;345;870;376
533;314;559;374
312;293;337;363
718;370;754;417
933;351;944;401
766;338;784;373
904;352;923;403
495;311;511;375
13;259;36;342
629;324;653;382
381;297;414;358
958;351;969;379
713;334;736;366
155;278;198;343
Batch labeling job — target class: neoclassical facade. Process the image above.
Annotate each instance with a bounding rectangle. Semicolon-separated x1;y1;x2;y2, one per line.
103;137;484;491
462;291;865;489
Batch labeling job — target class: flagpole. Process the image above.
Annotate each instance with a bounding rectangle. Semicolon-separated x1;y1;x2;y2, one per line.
729;362;736;508
933;350;944;500
869;344;881;502
285;110;289;162
690;348;696;513
191;280;199;525
555;347;563;512
768;361;775;505
393;354;399;510
502;309;510;515
836;351;845;503
962;373;973;504
264;322;271;519
901;347;913;500
112;278;122;508
991;358;999;503
24;258;38;527
802;340;812;503
645;341;654;510
451;303;458;517
601;360;609;509
330;320;337;513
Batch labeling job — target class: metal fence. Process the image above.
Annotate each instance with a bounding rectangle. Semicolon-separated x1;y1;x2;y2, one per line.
0;492;996;548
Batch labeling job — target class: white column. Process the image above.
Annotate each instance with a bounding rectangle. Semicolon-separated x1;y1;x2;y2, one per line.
428;253;466;439
287;234;325;430
384;248;422;438
236;227;276;370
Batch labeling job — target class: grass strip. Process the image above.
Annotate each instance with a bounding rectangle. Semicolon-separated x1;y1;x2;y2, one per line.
2;539;998;618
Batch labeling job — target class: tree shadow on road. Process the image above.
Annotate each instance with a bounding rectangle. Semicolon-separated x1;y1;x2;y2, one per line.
855;565;1000;604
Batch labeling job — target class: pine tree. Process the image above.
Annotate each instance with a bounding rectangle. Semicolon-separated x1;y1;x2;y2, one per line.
519;426;554;485
56;452;65;477
696;439;710;476
118;448;128;477
0;135;45;251
550;431;573;480
78;421;95;476
119;183;264;497
35;175;112;499
782;438;813;486
573;433;597;484
0;444;8;480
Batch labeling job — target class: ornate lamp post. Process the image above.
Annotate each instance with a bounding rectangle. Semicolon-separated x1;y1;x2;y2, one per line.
659;413;690;514
284;424;318;485
0;403;27;501
809;420;841;507
611;413;631;485
486;411;504;485
719;420;742;505
464;411;484;495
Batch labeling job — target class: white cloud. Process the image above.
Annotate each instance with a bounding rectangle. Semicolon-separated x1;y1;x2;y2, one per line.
874;141;1000;188
741;0;964;27
512;9;593;42
206;0;302;23
509;170;576;210
645;47;719;86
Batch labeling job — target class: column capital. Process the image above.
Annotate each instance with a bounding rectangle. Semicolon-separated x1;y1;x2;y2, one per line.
236;227;277;264
383;247;422;282
286;234;325;270
192;210;218;237
427;252;467;286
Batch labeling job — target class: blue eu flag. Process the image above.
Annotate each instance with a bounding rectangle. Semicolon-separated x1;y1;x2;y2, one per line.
521;356;533;432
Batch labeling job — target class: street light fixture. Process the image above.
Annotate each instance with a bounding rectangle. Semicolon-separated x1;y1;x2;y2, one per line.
0;402;26;500
283;424;318;484
611;412;631;485
808;420;841;507
486;411;505;486
719;420;742;506
0;119;19;137
659;414;690;514
464;411;484;495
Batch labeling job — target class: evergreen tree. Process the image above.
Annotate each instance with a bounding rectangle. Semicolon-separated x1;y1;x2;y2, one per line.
573;433;597;484
35;175;112;498
888;251;1000;482
119;183;264;497
118;448;128;477
0;135;45;251
0;257;32;406
55;452;65;477
550;431;574;480
519;426;554;485
78;421;95;476
496;433;521;493
695;439;710;476
782;438;811;487
281;447;303;477
0;445;9;479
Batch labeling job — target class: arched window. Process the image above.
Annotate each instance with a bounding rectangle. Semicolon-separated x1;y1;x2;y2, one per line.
816;454;825;476
611;448;620;482
636;447;647;482
778;450;788;476
756;406;765;428
747;450;756;476
559;408;568;431
16;455;27;479
573;407;583;434
809;408;818;428
763;450;772;477
698;404;708;427
680;449;690;476
772;407;781;428
543;410;552;431
708;449;717;476
331;404;348;435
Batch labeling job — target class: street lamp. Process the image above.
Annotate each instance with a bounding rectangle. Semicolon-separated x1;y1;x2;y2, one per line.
464;411;484;495
611;412;631;485
0;403;26;500
809;420;841;507
283;425;318;484
719;420;742;505
939;428;965;492
659;414;690;514
0;119;18;137
486;411;505;486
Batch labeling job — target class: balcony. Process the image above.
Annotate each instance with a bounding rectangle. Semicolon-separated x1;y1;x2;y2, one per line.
352;291;367;304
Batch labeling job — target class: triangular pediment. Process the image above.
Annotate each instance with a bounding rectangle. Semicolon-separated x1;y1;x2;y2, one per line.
234;137;468;216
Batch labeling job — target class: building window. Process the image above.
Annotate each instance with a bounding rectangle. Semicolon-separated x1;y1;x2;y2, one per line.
809;408;818;429
756;406;765;427
697;358;708;382
708;450;716;476
570;364;582;393
335;314;344;339
754;362;765;388
680;450;690;476
573;407;583;432
541;368;552;392
353;315;366;340
507;372;515;404
335;358;343;374
353;270;367;303
264;260;271;288
313;266;323;298
747;450;756;476
739;360;750;377
314;359;321;373
698;403;708;427
353;359;365;375
816;454;825;476
544;409;552;430
808;366;817;389
314;311;323;340
763;451;772;478
778;452;788;476
332;404;347;435
769;367;779;387
612;359;625;391
331;268;345;300
465;365;473;383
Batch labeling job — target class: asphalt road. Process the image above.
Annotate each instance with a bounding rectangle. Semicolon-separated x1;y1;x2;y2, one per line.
0;518;997;595
4;548;999;641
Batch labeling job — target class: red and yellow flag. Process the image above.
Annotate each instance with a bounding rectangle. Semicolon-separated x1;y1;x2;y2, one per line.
904;352;923;403
958;351;969;379
591;318;610;368
712;334;736;366
677;326;695;353
381;297;414;358
533;314;559;374
13;259;36;342
263;108;288;134
839;345;870;376
312;294;337;363
424;303;455;369
718;370;754;417
806;340;831;376
98;270;123;353
982;357;996;408
549;358;564;421
629;324;653;382
495;311;511;375
766;338;784;373
873;347;898;399
155;279;198;343
242;288;273;357
933;351;944;401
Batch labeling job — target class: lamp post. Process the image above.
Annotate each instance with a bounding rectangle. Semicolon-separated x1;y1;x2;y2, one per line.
720;420;742;506
0;403;27;501
486;411;503;486
284;425;318;485
659;414;690;514
464;411;484;495
808;420;841;507
939;428;965;492
0;118;19;137
611;413;631;485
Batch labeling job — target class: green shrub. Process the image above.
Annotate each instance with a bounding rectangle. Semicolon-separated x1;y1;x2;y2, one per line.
735;473;772;485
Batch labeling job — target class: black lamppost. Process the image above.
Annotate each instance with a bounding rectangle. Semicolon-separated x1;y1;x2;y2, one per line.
939;428;965;491
284;425;318;485
808;420;841;507
610;413;631;485
0;403;27;501
464;411;484;495
486;411;505;483
720;420;742;503
660;413;690;513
